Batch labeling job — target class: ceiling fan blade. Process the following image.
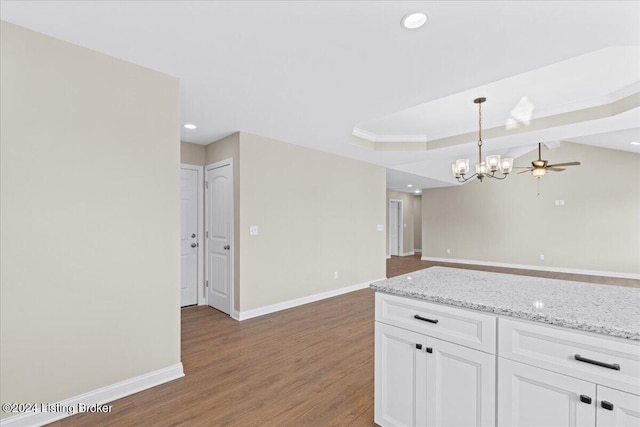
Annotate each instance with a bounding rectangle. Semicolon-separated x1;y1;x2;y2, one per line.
512;166;531;169
517;169;533;174
547;168;566;172
546;161;581;167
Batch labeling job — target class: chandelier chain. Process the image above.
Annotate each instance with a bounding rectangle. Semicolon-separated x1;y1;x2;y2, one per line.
477;99;483;165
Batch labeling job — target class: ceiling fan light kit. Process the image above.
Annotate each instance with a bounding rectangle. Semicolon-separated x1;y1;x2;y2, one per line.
515;143;582;179
452;97;514;183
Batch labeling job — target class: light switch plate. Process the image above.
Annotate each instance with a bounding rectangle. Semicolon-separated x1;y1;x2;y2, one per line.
377;225;383;231
250;225;258;236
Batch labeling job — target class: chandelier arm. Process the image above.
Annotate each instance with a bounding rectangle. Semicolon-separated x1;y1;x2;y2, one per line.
489;173;507;180
456;174;478;183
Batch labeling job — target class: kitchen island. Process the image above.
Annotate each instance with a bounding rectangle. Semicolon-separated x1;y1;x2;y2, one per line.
370;267;640;427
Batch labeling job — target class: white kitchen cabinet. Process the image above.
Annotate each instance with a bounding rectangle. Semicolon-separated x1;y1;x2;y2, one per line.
375;321;495;427
426;336;495;427
375;322;428;427
374;291;640;427
498;358;596;427
596;385;640;427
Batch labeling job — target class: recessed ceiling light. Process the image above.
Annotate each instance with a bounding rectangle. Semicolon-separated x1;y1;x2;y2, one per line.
415;190;421;194
184;123;197;130
401;11;430;30
631;141;640;146
407;184;413;188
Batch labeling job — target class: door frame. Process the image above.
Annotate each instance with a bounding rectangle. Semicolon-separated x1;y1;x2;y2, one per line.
204;158;234;315
181;164;205;306
389;199;403;257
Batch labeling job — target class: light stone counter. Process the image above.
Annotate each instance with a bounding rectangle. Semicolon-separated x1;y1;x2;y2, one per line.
370;266;640;341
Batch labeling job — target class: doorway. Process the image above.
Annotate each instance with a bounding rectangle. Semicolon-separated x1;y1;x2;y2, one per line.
180;165;203;307
389;200;403;257
205;159;233;315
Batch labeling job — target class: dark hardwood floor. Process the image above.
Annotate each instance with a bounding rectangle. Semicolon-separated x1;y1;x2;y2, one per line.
51;255;638;426
53;289;377;426
388;253;640;288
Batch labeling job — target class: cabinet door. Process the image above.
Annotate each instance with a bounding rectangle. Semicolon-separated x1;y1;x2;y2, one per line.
498;358;596;427
597;385;640;427
426;337;496;427
375;322;428;427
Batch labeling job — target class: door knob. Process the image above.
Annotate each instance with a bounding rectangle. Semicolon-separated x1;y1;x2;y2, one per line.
191;243;197;248
191;233;196;238
224;245;230;250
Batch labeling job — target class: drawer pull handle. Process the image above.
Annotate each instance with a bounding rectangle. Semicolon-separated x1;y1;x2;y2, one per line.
414;314;438;324
574;354;620;371
601;401;614;411
579;395;592;404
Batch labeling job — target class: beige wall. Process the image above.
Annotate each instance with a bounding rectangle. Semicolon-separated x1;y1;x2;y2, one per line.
181;141;205;165
238;132;386;311
205;133;241;310
386;190;415;256
0;21;181;411
413;195;422;251
422;142;640;275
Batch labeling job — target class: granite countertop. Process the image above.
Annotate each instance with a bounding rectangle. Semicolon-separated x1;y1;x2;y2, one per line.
370;267;640;341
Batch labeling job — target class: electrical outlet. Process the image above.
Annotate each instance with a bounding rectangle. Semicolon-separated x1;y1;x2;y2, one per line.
539;254;545;260
559;200;565;206
447;249;451;254
334;271;338;279
250;225;258;236
377;224;383;231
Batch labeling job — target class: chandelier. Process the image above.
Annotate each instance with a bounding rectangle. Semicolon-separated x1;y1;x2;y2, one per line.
451;97;513;182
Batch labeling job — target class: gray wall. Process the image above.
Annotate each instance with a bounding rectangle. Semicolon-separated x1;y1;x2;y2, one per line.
422;142;640;275
238;132;387;311
1;22;181;409
181;141;205;165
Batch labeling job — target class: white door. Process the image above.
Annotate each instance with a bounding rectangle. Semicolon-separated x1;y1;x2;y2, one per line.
206;163;232;314
180;167;199;307
426;337;496;427
375;322;427;427
597;386;640;427
389;201;400;256
498;358;596;427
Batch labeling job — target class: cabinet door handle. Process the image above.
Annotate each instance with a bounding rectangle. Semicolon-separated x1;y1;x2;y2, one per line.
426;347;433;354
579;395;592;404
574;354;620;371
415;344;422;350
414;314;439;324
601;401;614;411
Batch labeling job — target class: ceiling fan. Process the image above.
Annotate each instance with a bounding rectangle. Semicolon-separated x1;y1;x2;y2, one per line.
515;143;581;179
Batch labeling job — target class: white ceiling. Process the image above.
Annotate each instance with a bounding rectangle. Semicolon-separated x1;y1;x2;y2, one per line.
1;1;639;191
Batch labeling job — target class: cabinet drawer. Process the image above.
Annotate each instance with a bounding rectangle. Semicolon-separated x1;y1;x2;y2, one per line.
498;317;640;395
375;293;496;353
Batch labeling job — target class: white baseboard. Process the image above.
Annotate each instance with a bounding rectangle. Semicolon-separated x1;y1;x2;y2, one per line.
414;249;422;253
0;363;184;427
420;256;640;280
235;278;386;321
401;251;415;256
386;255;391;259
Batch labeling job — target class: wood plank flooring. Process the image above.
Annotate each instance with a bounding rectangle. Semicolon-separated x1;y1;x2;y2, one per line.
52;289;377;427
388;254;640;288
51;255;638;426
